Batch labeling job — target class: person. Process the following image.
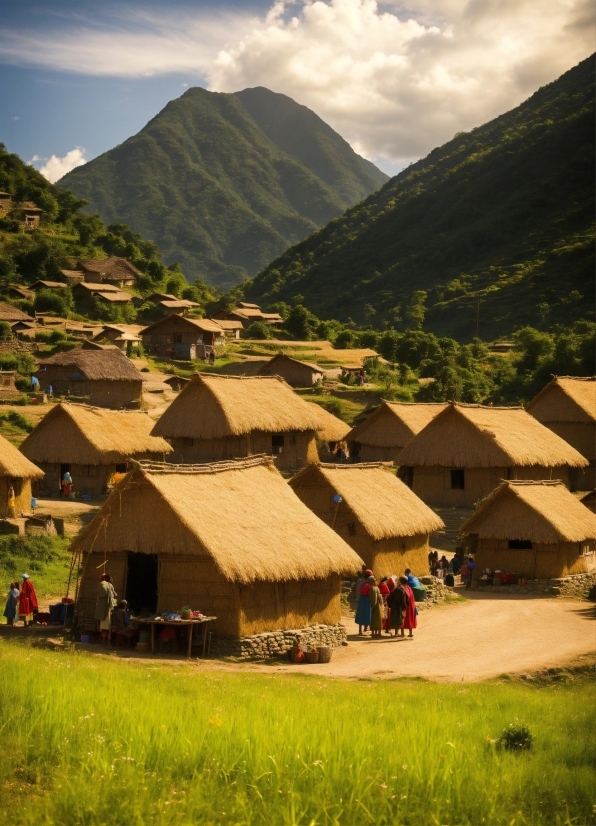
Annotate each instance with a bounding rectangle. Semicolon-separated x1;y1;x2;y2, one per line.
431;551;439;576
47;384;53;398
31;375;39;391
350;566;368;610
95;573;117;643
460;559;472;588
452;554;461;576
3;582;20;626
111;600;136;647
468;556;476;583
399;575;417;638
383;575;396;633
7;483;15;518
427;549;434;573
62;470;73;498
210;351;215;365
404;568;420;588
18;574;38;627
368;576;383;638
378;577;390;632
386;577;408;636
355;571;373;634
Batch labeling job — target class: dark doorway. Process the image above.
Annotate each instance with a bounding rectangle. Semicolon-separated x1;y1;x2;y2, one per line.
125;553;158;614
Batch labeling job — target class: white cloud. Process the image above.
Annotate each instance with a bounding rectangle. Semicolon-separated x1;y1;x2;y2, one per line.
35;148;87;183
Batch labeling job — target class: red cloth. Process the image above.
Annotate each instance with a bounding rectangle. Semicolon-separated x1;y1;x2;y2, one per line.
359;583;371;596
379;582;390;597
19;579;38;615
401;584;417;630
387;578;396;592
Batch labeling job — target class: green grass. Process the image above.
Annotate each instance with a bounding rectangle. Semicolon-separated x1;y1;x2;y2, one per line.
0;535;72;605
0;642;593;825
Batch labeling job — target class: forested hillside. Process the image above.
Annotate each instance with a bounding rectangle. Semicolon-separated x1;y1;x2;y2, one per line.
59;87;387;290
247;56;595;341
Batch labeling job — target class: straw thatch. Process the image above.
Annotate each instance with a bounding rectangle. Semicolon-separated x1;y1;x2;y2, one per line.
396;403;588;468
71;456;362;583
152;373;321;439
0;302;34;322
307;403;350;442
527;377;595;423
348;401;447;448
0;434;44;479
460;480;596;543
258;354;324;382
20;403;172;465
290;463;444;540
78;256;141;282
37;349;143;382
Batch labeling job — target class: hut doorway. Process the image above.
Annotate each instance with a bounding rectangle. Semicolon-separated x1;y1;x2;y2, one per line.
125;553;158;614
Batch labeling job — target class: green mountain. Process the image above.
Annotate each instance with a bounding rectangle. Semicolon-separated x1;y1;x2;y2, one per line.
58;87;388;290
247;56;595;340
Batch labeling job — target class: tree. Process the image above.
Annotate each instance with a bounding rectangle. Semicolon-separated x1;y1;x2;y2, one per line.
244;321;272;340
285;304;320;340
405;290;427;330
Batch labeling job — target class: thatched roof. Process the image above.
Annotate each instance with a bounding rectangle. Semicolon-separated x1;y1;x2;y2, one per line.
71;456;362;582
152;373;321;439
348;401;447;447
78;256;141;280
94;291;132;304
0;302;34;322
37;349;143;383
459;480;596;543
0;434;44;480
73;282;121;294
527;376;596;423
396;403;588;468
258;353;324;377
290;463;444;540
307;403;351;442
139;316;224;336
20;403;172;465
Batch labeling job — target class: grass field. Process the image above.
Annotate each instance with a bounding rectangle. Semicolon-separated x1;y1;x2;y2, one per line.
0;642;593;825
0;536;71;607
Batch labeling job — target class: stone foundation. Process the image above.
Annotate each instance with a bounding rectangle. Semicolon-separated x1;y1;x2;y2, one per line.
211;623;348;660
418;576;454;608
472;571;596;598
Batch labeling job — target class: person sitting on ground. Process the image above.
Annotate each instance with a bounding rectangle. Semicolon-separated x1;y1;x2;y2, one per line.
386;577;408;637
355;569;373;634
399;575;417;638
111;600;137;647
404;568;420;588
18;574;38;627
3;582;20;626
368;576;383;638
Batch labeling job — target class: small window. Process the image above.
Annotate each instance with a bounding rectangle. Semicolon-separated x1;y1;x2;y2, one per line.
581;543;592;555
399;466;414;488
115;463;127;474
451;468;465;489
508;539;532;550
347;523;356;536
272;434;285;454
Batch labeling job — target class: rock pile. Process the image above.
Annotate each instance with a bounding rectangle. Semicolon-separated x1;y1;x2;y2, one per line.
211;623;347;660
418;576;454;609
471;571;596;597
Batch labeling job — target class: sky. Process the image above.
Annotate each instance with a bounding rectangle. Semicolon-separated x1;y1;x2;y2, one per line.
0;0;593;181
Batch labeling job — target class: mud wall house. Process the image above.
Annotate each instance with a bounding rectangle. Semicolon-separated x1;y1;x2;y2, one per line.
290;463;444;578
158;300;200;317
9;202;44;229
0;371;21;400
30;281;68;294
0;433;44;518
212;304;284;329
306;402;351;458
214;319;242;340
77;257;141;288
6;285;35;302
0;302;35;326
58;269;85;286
0;191;12;215
258;354;324;387
19;403;171;498
151;373;321;471
459;480;596;579
348;402;448;464
72;456;363;636
395;403;588;508
72;282;123;310
35;349;143;409
526;376;596;490
140;315;225;360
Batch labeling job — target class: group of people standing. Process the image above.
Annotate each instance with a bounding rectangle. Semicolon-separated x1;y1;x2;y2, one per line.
353;567;418;639
3;574;38;626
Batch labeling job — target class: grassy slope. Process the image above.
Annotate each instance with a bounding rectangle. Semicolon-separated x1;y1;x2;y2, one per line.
0;644;593;825
247;56;595;340
0;535;72;605
59;88;387;290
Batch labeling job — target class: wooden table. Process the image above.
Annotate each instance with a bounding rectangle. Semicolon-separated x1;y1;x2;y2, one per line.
135;617;217;658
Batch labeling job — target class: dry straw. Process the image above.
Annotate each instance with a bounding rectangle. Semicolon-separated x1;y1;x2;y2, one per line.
0;434;44;479
348;401;447;448
290;462;444;540
37;349;143;382
526;376;596;423
306;403;351;442
20;403;171;465
460;480;596;543
258;353;323;374
396;403;588;468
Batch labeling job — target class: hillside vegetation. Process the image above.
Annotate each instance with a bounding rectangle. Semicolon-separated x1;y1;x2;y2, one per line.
59;87;387;290
247;57;595;340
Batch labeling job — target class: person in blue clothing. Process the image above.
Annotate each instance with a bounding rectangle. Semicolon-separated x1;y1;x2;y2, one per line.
404;568;420;588
31;375;39;390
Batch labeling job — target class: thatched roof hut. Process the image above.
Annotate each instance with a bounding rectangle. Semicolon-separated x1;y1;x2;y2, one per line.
459;480;596;579
73;456;362;636
306;403;350;446
0;302;34;323
527;377;596;489
348;401;447;463
152;373;321;470
257;354;324;387
394;402;588;507
0;433;44;518
290;463;444;578
20;403;171;497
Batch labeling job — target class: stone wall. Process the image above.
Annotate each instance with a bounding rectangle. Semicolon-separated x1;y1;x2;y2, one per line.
211;623;347;659
418;576;454;609
471;571;596;598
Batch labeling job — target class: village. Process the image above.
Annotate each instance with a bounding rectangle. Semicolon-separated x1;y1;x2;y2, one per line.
0;260;593;676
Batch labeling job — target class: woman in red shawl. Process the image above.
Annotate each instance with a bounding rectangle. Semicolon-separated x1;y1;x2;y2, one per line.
383;576;396;633
18;574;38;627
399;575;417;638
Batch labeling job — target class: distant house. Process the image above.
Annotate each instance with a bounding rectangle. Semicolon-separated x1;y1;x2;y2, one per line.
58;269;85;286
92;324;144;352
258;353;324;387
212;303;284;329
30;280;68;293
290;463;444;578
158;299;200;317
81;340;119;351
0;434;44;518
163;375;190;392
35;349;143;409
147;293;178;304
526;376;595;489
395;403;588;508
459;480;596;580
20;402;171;498
214;319;243;340
0;371;20;400
0;302;35;324
151;373;321;471
77;256;141;288
6;285;35;301
9;201;44;229
348;402;447;464
140;315;225;360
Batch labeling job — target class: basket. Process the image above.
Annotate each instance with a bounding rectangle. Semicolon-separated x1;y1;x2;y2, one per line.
318;646;333;663
304;650;320;664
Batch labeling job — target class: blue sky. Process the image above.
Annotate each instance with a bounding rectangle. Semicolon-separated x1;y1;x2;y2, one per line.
0;0;592;181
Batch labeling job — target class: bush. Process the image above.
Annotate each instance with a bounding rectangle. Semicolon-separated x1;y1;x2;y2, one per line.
34;288;73;317
0;321;13;341
496;722;534;752
244;321;273;340
0;410;34;432
140;367;150;373
0;353;17;370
